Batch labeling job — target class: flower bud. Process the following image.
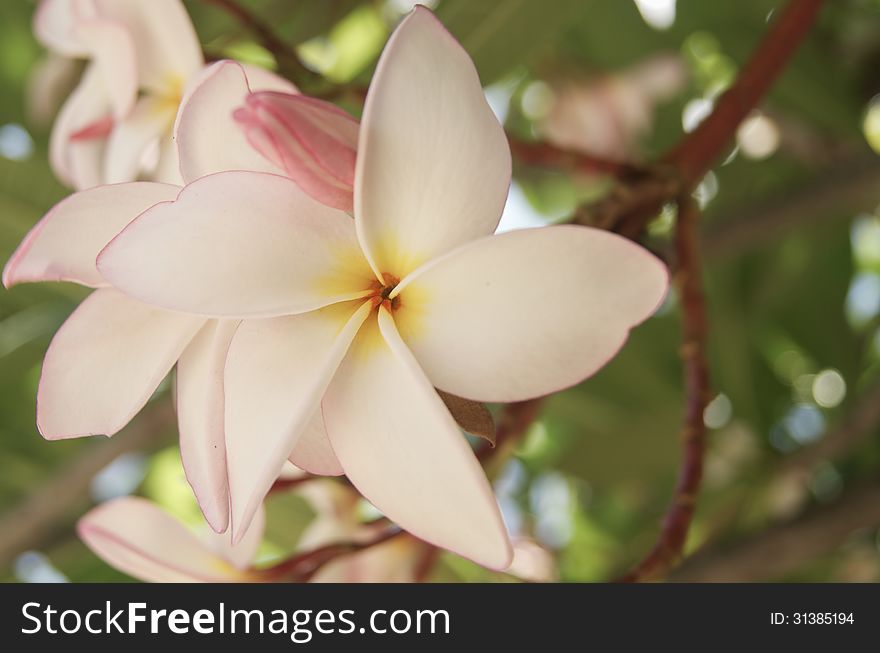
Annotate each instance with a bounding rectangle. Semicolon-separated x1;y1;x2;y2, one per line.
234;91;358;212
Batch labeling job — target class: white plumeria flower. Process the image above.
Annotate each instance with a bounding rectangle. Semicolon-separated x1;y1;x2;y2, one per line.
78;479;423;583
35;0;203;188
78;496;266;582
34;0;297;189
2;62;340;536
96;8;668;569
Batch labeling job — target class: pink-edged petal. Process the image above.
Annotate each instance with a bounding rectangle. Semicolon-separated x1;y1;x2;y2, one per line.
153;130;184;185
176;61;296;183
73;18;137;118
38;288;204;439
393;225;669;402
103;96;176;183
3;181;180;289
224;301;371;541
33;0;97;56
206;504;265;570
78;497;252;582
234;92;358;211
323;306;513;570
289;411;344;476
93;0;203;92
354;6;511;280
49;64;111;188
98;171;374;318
176;319;240;534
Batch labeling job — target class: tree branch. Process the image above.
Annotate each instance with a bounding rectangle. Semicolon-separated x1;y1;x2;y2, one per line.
262;527;403;582
701;154;880;261
617;197;711;582
573;0;827;238
508;137;644;179
0;399;175;572
199;0;321;88
665;0;827;188
669;481;880;582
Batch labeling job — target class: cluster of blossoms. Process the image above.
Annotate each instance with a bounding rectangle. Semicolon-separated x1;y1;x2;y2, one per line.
6;1;668;581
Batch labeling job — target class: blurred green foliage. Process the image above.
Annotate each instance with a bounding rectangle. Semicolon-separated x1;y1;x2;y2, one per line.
2;0;880;583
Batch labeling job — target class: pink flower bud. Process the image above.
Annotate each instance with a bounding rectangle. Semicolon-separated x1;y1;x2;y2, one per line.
234;91;358;212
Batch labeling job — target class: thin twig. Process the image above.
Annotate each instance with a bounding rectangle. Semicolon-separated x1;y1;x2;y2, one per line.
702;154;880;261
617;197;710;582
268;474;318;494
261;528;403;582
199;0;321;88
665;0;828;188
508;137;644;179
574;0;827;237
669;481;880;582
413;544;441;583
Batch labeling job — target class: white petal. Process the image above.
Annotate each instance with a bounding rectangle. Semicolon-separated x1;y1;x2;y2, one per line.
205;504;265;570
78;497;251;582
153;129;184;185
3;182;180;289
224;301;371;540
33;0;97;56
289;411;344;476
354;6;511;279
103;96;175;184
394;225;669;402
93;0;203;91
73;18;138;118
323;307;512;569
97;171;374;318
49;64;111;188
38;288;204;439
177;319;240;533
176;61;296;183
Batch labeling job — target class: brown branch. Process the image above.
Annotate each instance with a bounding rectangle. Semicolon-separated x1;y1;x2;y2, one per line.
508;137;643;179
199;0;321;88
617;197;710;582
261;527;403;582
268;474;319;494
0;399;175;572
413;543;441;583
669;481;880;582
701;154;880;261
665;0;827;189
573;0;827;237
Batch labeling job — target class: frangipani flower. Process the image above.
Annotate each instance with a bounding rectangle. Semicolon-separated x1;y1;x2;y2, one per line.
538;55;687;161
2;61;333;536
35;0;203;187
78;480;423;583
96;8;668;569
78;496;266;582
